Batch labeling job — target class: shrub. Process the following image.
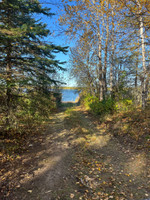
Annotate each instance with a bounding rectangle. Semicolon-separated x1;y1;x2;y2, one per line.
82;93;134;115
83;95;115;115
83;94;99;110
115;99;133;112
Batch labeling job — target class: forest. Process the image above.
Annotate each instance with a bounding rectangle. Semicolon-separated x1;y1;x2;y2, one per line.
0;0;150;199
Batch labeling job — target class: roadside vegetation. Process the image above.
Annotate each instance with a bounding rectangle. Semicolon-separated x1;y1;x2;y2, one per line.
80;92;150;151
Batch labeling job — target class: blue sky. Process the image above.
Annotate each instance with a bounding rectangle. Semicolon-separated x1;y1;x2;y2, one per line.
39;0;77;87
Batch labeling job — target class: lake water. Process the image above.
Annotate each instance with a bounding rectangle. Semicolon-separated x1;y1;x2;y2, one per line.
61;89;80;102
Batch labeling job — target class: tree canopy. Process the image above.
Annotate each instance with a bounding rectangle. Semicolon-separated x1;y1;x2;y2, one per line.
59;0;150;107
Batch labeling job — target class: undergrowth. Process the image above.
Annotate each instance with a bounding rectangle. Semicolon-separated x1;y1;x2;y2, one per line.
81;94;150;150
105;106;150;149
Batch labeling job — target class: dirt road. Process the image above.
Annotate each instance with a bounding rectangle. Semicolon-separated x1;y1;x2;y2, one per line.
1;106;150;200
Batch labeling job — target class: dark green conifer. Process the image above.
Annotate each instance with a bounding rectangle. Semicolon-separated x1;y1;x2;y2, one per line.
0;0;68;129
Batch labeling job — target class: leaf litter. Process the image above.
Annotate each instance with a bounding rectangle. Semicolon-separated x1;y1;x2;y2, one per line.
0;106;149;200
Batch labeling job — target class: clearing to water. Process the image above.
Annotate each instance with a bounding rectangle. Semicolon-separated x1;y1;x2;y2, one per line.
61;89;80;102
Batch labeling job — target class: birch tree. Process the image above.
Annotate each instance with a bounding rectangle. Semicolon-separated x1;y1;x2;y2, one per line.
60;0;117;100
117;0;150;107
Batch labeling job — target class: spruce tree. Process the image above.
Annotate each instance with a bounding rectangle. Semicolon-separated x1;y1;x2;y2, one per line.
0;0;68;130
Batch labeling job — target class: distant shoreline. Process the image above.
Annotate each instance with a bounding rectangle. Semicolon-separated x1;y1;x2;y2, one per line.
52;86;82;90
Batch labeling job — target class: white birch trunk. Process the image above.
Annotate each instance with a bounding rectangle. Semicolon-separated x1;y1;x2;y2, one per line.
92;0;103;101
135;0;148;108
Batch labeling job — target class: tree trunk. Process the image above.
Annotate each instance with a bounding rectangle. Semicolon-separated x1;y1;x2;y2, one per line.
135;0;147;108
92;0;104;101
135;53;138;88
110;5;115;97
98;33;103;101
5;5;12;128
140;15;147;108
104;0;109;98
6;40;12;128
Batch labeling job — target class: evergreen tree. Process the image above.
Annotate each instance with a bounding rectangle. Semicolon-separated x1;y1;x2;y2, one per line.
0;0;68;130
